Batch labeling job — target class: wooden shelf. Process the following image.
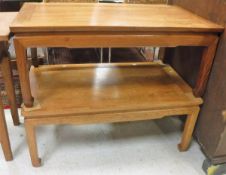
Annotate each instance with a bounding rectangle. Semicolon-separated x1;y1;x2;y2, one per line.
22;62;202;118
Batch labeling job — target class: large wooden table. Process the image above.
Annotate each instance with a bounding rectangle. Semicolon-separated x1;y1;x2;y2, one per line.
11;3;223;108
10;3;223;167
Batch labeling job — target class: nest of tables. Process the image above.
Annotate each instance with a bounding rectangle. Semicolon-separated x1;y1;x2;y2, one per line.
21;62;202;167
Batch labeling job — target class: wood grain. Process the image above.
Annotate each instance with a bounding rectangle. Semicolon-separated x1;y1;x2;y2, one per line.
0;94;13;161
25;122;41;167
22;62;202;167
22;62;202;118
11;3;222;108
10;3;223;33
0;55;20;126
0;12;17;41
178;107;200;151
25;107;198;125
193;38;218;96
14;39;34;107
15;33;219;48
24;105;199;167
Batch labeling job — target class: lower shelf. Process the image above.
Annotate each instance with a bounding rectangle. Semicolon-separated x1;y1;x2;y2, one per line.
22;62;202;118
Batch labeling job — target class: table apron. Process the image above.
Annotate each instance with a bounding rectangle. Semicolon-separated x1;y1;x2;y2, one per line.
14;33;218;48
13;32;219;107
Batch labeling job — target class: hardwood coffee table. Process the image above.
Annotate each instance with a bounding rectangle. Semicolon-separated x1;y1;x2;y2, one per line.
10;3;223;167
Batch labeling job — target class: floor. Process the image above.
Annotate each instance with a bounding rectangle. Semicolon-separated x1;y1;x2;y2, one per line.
0;109;206;175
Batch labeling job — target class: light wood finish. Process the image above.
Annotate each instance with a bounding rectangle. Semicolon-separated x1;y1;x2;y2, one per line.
0;12;20;125
0;41;19;125
10;3;223;33
125;0;167;64
0;14;20;160
193;38;218;96
25;106;200;167
45;0;97;2
0;12;17;41
125;0;167;4
25;122;41;167
11;3;222;107
178;107;200;151
14;39;34;107
13;31;219;107
14;33;219;48
22;62;202;117
11;3;221;166
0;88;13;161
25;107;199;125
0;12;21;162
22;62;202;167
0;55;20;126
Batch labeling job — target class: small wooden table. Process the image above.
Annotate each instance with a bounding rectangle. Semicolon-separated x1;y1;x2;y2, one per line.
0;12;20;161
10;3;223;167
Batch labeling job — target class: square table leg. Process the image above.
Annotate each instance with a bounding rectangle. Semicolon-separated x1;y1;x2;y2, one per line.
178;107;200;151
0;95;13;161
194;39;218;96
25;121;41;167
0;41;20;125
0;53;20;126
14;39;34;108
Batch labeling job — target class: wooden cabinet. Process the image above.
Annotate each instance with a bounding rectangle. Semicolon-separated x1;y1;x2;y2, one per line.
168;0;226;164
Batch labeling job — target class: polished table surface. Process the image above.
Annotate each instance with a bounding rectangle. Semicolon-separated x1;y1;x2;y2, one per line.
10;3;223;33
23;63;202;118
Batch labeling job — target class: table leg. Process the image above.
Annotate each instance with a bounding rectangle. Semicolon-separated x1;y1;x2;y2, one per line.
1;55;20;126
25;120;41;167
194;39;218;96
178;107;200;151
0;95;13;161
14;39;34;107
31;48;39;67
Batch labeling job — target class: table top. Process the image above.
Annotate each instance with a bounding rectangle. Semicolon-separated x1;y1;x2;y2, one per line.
22;62;202;118
0;12;18;41
10;3;223;33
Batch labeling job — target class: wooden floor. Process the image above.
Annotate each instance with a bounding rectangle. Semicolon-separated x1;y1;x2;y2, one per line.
22;62;202;118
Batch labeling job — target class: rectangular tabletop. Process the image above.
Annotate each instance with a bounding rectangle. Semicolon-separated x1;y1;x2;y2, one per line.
22;63;202;118
0;12;18;41
10;3;223;33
